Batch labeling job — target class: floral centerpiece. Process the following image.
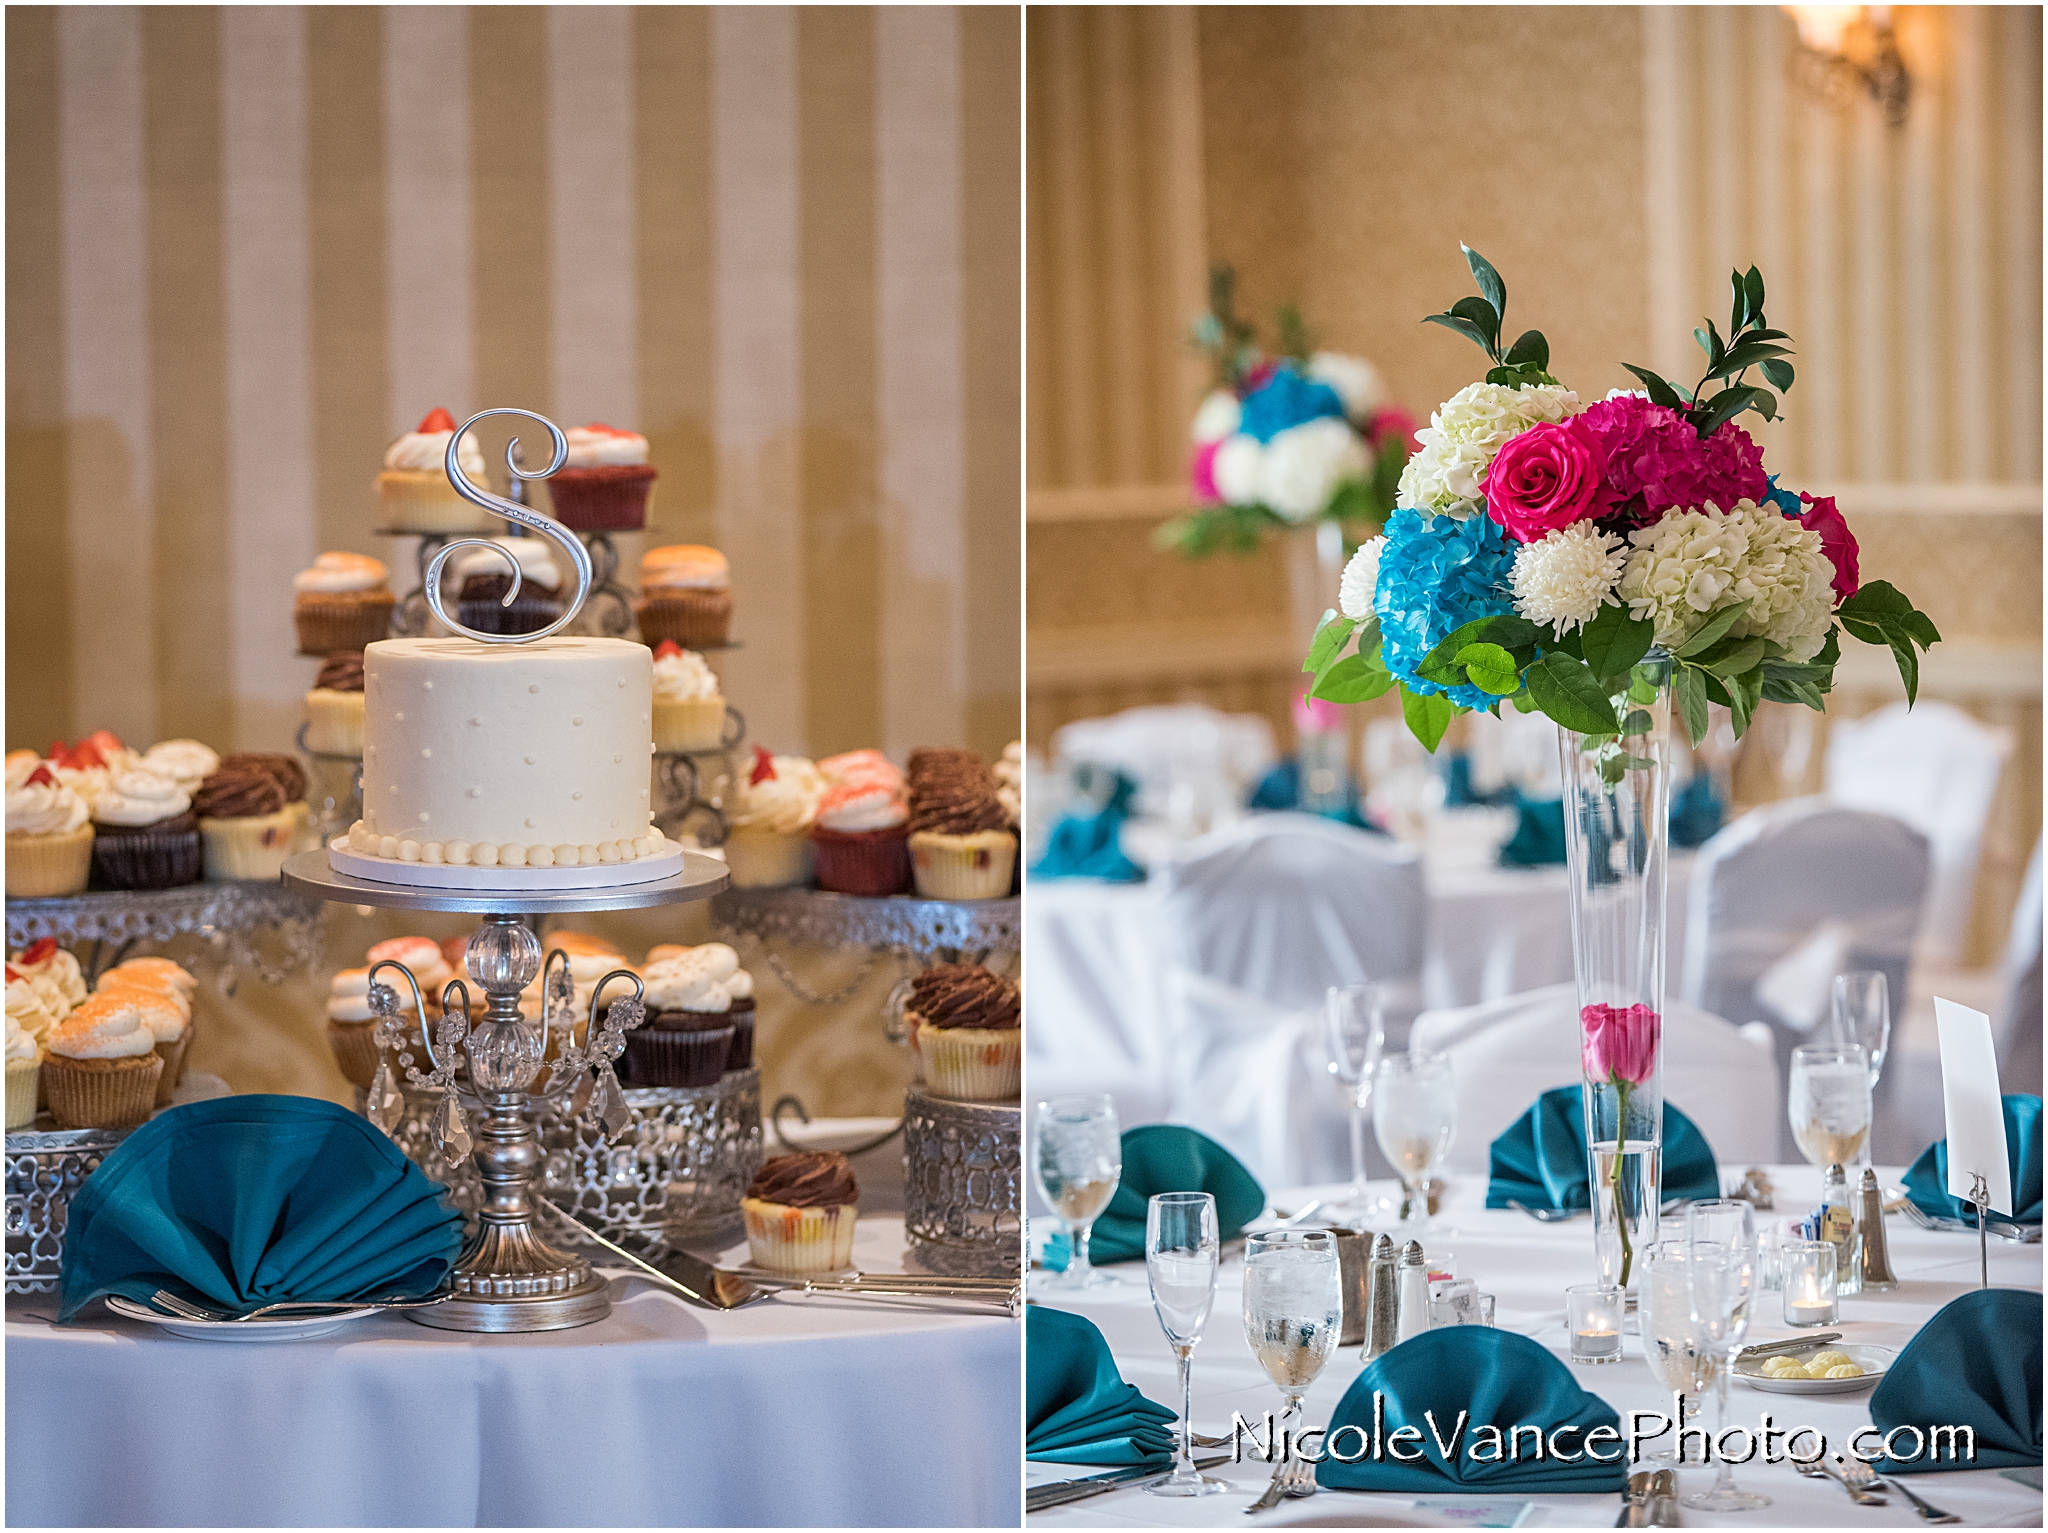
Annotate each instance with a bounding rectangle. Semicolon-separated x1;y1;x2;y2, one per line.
1303;247;1939;1287
1157;265;1417;557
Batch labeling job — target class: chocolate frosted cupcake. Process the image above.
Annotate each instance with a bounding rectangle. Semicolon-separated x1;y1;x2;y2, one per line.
742;1151;859;1272
89;769;201;891
906;748;1017;901
195;763;296;882
548;424;656;531
304;651;366;756
454;537;564;636
909;962;1021;1102
624;943;753;1087
219;751;308;805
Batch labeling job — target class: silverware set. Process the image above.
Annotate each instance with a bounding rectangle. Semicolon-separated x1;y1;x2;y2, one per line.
1616;1468;1678;1526
1025;1456;1229;1512
1242;1451;1316;1513
1896;1200;2042;1242
1794;1453;1959;1521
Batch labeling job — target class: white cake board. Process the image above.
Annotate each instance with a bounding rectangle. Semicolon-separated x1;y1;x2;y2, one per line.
326;838;687;892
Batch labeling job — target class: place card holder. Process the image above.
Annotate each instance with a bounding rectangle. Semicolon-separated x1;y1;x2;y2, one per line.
902;1085;1021;1277
4;1128;129;1294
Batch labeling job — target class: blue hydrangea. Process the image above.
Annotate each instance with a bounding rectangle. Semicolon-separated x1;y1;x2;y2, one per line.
1238;365;1345;442
1373;509;1520;710
1763;474;1803;518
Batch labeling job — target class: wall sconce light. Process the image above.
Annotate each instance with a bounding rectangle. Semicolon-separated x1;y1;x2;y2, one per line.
1783;6;1910;126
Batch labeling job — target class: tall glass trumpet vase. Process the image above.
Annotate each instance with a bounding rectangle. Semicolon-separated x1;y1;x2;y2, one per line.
1559;650;1673;1293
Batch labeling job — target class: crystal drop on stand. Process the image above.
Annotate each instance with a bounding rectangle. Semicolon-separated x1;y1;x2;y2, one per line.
368;1056;403;1133
431;1090;474;1160
590;1068;632;1142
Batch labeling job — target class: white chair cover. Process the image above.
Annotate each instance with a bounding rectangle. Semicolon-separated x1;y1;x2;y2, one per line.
1410;983;1780;1172
1824;701;2013;965
1997;836;2043;1097
1679;797;1930;1159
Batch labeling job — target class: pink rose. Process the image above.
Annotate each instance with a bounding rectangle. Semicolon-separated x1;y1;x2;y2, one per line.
1483;418;1614;543
1798;493;1860;604
1581;1002;1659;1087
1366;406;1418;458
1191;440;1224;504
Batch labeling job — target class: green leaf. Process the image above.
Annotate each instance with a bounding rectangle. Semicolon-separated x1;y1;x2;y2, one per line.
1749;388;1777;422
1312;651;1397;705
1456;641;1523;696
1675;600;1751;658
1304;612;1358;675
1400;686;1456;754
1628;675;1660;704
1503;329;1550;372
1694;385;1760;439
1744;265;1765;322
1485;362;1557;391
1462;244;1507;329
1838;581;1941;705
1701;636;1767;677
1423;312;1495;356
1524;652;1620;735
1705;318;1728;371
1417;614;1542;683
1579;601;1655;681
1450;296;1502;356
1673;665;1711;745
1621;754;1657;772
1620;708;1654;736
1621;364;1685;412
1729;268;1749;333
1511;689;1542;714
1726;664;1764;737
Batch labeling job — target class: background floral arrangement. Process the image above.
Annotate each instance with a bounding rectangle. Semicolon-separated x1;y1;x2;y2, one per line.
1304;246;1940;755
1157;264;1417;557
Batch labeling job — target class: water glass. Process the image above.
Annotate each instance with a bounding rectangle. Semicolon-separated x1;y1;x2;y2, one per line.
1145;1192;1224;1497
1324;985;1387;1213
1782;1240;1839;1326
1033;1094;1121;1289
1788;1043;1872;1194
1372;1051;1457;1230
1243;1230;1341;1485
1831;973;1890;1168
1567;1283;1624;1364
1680;1200;1770;1511
1639;1240;1717;1465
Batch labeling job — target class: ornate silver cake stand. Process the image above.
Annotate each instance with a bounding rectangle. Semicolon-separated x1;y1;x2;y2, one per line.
902;1086;1021;1277
5;881;325;990
282;848;728;1332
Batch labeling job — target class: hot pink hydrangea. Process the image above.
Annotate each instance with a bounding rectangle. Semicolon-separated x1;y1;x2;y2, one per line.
1581;1002;1660;1087
1575;395;1768;528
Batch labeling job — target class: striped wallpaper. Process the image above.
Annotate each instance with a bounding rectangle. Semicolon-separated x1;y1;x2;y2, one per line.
6;5;1022;769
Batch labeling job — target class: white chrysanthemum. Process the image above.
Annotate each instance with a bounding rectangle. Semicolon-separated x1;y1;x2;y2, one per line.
1396;381;1582;517
1191;389;1242;445
1338;536;1385;620
1723;502;1837;661
1211;433;1263;504
1308;351;1388;423
1617;499;1836;660
1258;417;1367;521
1510;524;1626;636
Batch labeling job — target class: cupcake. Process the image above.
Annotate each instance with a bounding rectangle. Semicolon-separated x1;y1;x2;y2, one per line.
95;965;195;1088
454;536;564;636
908;962;1021;1102
645;942;757;1071
741;1151;859;1273
634;545;730;648
218;752;312;851
544;933;634;1034
43;997;163;1129
625;943;754;1085
5;1010;39;1130
303;652;367;756
366;936;454;1011
12;939;88;1019
84;989;187;1105
905;748;1017;901
138;739;221;796
819;750;904;793
994;741;1023;830
547;424;657;532
89;768;201;890
325;966;423;1088
722;747;824;888
294;552;396;654
195;762;297;882
650;642;728;753
5;964;64;1051
376;407;494;533
99;955;194;1004
811;781;911;897
43;732;133;812
6;761;94;896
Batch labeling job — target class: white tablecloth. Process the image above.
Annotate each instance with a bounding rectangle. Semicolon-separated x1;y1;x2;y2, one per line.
1028;1168;2043;1528
8;1212;1017;1527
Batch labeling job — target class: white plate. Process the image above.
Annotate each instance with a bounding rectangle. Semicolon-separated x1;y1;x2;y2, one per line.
1735;1341;1895;1394
327;837;684;890
106;1294;379;1342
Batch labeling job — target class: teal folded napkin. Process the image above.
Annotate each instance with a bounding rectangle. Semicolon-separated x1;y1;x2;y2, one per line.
1050;1125;1265;1266
1668;771;1723;849
1030;771;1143;882
1487;1085;1720;1210
59;1094;466;1323
1316;1327;1627;1493
1497;795;1566;867
1904;1094;2042;1225
1027;1305;1177;1466
1869;1289;2043;1474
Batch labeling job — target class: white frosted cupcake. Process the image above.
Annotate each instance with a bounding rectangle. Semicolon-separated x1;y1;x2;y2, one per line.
376;408;494;532
741;1152;859;1272
650;641;728;753
723;749;824;888
5;1012;40;1129
5;764;93;897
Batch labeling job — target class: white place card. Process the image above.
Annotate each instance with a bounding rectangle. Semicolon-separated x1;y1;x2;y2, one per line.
1934;997;2012;1217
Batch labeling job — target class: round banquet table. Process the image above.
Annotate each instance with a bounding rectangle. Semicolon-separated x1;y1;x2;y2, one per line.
7;1140;1019;1528
1028;1167;2043;1529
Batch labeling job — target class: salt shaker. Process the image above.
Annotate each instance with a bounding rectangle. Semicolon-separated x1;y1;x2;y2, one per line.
1363;1233;1399;1361
1857;1167;1898;1291
1395;1241;1430;1343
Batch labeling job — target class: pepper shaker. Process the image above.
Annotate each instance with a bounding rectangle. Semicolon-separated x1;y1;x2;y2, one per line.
1857;1167;1898;1291
1363;1233;1399;1361
1395;1240;1430;1343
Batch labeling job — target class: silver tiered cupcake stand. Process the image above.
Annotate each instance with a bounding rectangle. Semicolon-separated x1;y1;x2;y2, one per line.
5;879;326;992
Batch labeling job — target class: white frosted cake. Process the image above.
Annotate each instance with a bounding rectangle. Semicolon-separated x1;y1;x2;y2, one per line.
342;636;664;869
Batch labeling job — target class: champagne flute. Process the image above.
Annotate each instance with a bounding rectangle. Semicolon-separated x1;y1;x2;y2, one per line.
1830;972;1890;1168
1324;984;1386;1215
1788;1042;1871;1198
1033;1094;1122;1289
1638;1240;1718;1466
1243;1230;1341;1499
1145;1192;1225;1497
1373;1051;1457;1231
1680;1199;1769;1511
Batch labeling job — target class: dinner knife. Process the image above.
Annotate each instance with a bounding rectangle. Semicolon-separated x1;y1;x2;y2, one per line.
1027;1457;1230;1512
1735;1331;1842;1363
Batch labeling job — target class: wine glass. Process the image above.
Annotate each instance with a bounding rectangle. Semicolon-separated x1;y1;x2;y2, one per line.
1373;1051;1457;1230
1679;1199;1769;1511
1242;1229;1341;1501
1033;1094;1122;1290
1788;1042;1871;1197
1324;984;1386;1214
1638;1239;1718;1466
1145;1192;1225;1497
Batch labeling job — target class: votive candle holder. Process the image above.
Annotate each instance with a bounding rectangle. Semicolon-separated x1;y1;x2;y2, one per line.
1782;1240;1838;1327
1568;1283;1624;1364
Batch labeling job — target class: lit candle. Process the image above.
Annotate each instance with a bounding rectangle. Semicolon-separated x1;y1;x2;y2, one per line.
1787;1300;1834;1327
1574;1327;1622;1358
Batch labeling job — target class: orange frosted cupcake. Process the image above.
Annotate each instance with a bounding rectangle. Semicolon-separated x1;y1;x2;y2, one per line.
635;544;730;648
43;996;163;1129
293;552;395;654
741;1151;859;1272
810;781;911;897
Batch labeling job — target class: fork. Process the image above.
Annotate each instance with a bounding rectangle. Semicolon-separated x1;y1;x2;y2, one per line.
1793;1455;1885;1505
1848;1461;1960;1523
150;1289;447;1323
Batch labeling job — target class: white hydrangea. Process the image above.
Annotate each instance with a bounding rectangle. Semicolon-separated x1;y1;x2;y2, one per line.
1396;381;1582;518
1211;433;1263;505
1722;503;1837;661
1191;389;1242;445
1338;536;1385;620
1307;351;1388;423
1258;417;1367;521
1616;499;1836;660
1510;524;1626;636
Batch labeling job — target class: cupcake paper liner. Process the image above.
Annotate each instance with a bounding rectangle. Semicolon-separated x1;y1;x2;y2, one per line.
90;822;202;891
722;827;813;889
375;470;496;533
921;1026;1022;1102
547;466;656;531
44;1053;162;1130
726;1008;756;1072
811;826;912;897
6;824;95;896
909;830;1018;901
327;1019;382;1089
5;1058;39;1130
457;595;564;637
294;592;397;655
742;1199;858;1273
151;1037;187;1106
653;695;730;754
200;807;300;883
622;1021;734;1088
635;589;732;648
303;690;365;755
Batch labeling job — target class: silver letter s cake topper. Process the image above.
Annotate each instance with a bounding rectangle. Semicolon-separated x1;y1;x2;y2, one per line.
422;408;593;644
